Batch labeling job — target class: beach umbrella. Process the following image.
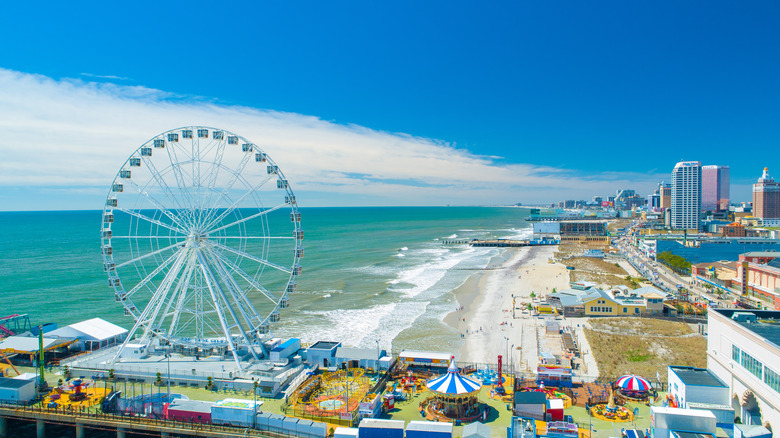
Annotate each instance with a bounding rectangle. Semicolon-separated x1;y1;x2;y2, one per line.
616;375;651;392
427;358;481;395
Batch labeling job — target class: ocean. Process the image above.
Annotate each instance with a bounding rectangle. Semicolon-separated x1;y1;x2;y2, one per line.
0;207;531;353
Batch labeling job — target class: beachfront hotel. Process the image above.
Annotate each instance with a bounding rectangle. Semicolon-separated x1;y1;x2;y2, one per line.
671;160;702;231
753;167;780;219
701;165;730;212
707;309;780;431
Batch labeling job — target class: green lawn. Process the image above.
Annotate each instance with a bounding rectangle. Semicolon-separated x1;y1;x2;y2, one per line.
379;386;513;438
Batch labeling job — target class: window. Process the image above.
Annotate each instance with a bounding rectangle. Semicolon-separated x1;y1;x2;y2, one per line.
623;308;627;313
741;351;763;380
732;344;740;362
765;367;780;393
635;308;640;314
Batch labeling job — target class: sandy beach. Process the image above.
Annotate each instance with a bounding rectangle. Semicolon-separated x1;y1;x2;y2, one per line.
444;245;574;373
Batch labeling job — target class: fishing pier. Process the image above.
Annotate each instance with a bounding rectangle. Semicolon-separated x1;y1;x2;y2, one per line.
443;238;560;247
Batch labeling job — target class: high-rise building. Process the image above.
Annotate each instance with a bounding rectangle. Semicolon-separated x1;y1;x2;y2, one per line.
659;182;671;210
648;192;660;210
753;167;780;219
701;165;730;211
671;161;702;230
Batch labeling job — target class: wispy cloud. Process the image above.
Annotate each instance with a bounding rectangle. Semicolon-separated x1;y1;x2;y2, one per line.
0;68;664;210
80;72;131;81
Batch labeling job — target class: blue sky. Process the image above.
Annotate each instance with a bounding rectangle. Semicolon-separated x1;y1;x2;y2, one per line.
0;1;778;209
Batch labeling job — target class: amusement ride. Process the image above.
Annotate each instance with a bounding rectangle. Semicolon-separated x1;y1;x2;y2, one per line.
100;127;302;369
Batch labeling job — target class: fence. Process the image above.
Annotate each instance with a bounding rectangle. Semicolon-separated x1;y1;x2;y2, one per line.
0;402;301;438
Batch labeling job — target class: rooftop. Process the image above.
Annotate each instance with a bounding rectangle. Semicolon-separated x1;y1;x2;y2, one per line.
670;432;715;438
669;366;727;388
0;376;35;388
548;287;603;307
0;335;75;353
169;399;214;414
48;317;128;341
742;250;779;258
308;341;341;351
399;350;452;361
271;338;300;352
514;391;546;405
713;309;780;347
335;347;383;361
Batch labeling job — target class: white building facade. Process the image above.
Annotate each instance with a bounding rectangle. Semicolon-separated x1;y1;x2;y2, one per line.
671;160;702;230
707;309;780;431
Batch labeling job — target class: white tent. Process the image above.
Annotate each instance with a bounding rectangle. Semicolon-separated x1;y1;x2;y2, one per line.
48;318;128;351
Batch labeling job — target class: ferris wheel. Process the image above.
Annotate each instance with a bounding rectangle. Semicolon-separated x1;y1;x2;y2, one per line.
100;126;302;368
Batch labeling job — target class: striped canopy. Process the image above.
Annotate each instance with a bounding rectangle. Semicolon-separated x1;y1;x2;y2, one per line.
426;359;481;395
616;375;651;392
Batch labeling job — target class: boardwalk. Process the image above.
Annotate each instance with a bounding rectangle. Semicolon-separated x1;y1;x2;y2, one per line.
0;404;281;438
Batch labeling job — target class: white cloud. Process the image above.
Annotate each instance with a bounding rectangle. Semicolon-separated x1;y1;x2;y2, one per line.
0;68;664;209
80;73;131;81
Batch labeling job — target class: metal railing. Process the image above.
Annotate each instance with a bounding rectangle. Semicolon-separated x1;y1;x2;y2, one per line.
0;402;301;437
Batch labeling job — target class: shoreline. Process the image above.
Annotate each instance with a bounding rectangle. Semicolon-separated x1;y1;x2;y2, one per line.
445;244;570;368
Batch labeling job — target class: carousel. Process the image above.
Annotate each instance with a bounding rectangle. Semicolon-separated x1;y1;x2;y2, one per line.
616;374;652;400
421;358;487;423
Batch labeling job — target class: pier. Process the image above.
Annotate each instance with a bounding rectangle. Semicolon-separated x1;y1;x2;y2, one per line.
469;239;559;247
443;239;560;247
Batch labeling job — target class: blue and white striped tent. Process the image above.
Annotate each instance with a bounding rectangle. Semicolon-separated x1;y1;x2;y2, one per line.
426;358;481;395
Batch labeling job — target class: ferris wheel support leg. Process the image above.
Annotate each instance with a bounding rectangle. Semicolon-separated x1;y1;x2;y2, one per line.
204;250;260;361
110;249;189;365
157;253;197;335
197;249;243;371
167;255;197;336
139;250;189;342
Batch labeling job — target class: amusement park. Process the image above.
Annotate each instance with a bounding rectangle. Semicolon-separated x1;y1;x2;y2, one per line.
0;126;750;438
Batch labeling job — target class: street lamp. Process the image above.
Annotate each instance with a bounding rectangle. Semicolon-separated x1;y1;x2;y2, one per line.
503;336;510;385
253;380;259;429
510;344;515;377
165;353;171;399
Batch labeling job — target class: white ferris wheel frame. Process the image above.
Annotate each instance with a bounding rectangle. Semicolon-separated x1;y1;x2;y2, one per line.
100;126;302;369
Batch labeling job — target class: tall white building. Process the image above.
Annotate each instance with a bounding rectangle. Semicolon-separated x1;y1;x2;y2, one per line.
671;161;702;230
707;309;780;431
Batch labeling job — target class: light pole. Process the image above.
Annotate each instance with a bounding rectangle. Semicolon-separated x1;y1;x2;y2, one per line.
165;353;171;400
589;404;593;438
503;336;509;387
510;344;515;377
253;380;258;429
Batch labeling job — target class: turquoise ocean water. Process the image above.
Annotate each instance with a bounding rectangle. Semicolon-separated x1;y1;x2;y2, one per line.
0;207;531;352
